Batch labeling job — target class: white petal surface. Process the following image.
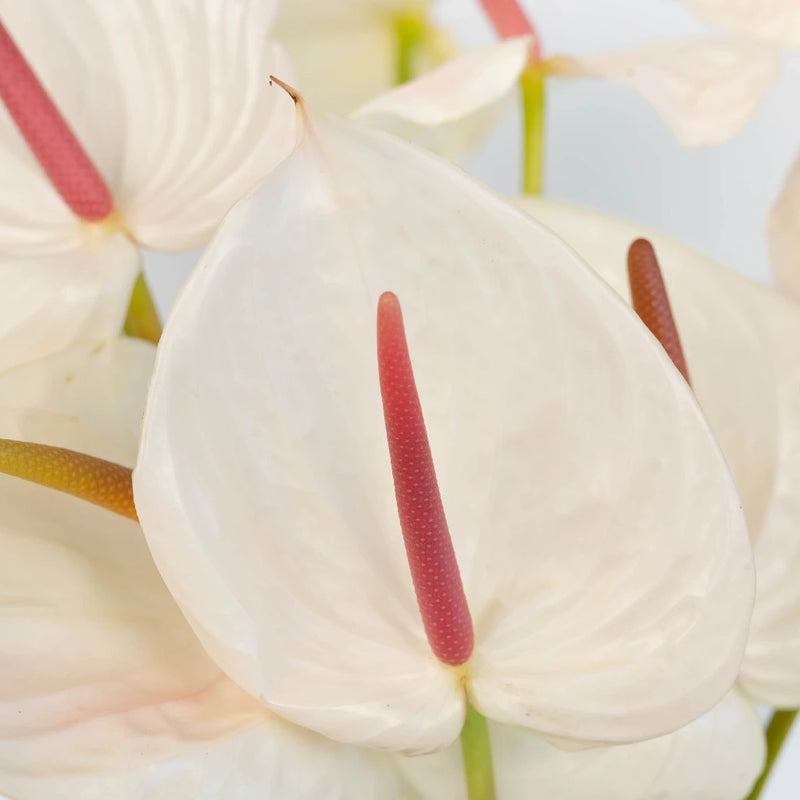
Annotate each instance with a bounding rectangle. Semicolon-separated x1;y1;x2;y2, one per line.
519;197;800;705
401;690;764;800
0;339;408;799
574;39;780;146
683;0;800;47
274;1;447;114
0;0;297;251
135;111;753;751
353;38;530;156
769;147;800;301
0;231;139;373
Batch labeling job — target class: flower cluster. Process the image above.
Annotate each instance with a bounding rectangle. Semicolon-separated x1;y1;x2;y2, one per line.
0;1;798;799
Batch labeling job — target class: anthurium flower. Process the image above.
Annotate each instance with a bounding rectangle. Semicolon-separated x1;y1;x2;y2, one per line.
0;336;415;800
497;195;800;797
133;98;754;756
276;0;780;150
0;0;296;368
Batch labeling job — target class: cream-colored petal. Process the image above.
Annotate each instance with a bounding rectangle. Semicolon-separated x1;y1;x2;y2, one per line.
400;690;764;800
518;197;780;542
683;0;800;47
572;39;780;146
0;232;139;373
2;711;413;800
768;147;800;301
738;299;800;705
519;197;800;706
274;1;443;114
353;37;531;156
0;339;240;777
135;110;752;751
0;339;408;798
0;0;297;252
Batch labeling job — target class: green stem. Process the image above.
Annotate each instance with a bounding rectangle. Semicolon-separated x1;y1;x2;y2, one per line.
395;12;426;85
746;709;798;800
124;271;162;344
520;67;546;195
460;704;496;800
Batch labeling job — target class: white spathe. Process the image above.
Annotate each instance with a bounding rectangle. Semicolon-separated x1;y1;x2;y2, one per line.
353;37;532;156
569;38;780;146
133;107;754;755
520;196;800;709
0;0;297;366
0;337;412;800
683;0;800;47
398;689;765;800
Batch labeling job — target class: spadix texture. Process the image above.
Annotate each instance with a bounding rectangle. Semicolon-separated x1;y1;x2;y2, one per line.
134;109;753;754
0;338;410;800
520;197;800;709
0;0;295;365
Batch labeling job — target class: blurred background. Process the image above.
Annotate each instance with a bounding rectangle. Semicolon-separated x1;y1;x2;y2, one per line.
143;3;800;795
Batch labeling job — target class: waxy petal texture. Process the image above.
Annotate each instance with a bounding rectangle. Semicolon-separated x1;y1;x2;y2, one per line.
0;233;139;372
400;690;764;800
0;0;297;250
354;38;531;155
683;0;800;47
135;111;752;753
520;197;800;705
769;148;800;301
0;339;409;799
572;40;780;146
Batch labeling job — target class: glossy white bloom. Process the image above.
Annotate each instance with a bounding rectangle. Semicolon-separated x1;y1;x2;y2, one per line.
683;0;800;47
0;0;296;369
500;195;800;797
134;106;753;756
0;337;413;800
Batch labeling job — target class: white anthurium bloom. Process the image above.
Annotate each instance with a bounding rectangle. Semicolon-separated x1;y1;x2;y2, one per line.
133;100;754;757
351;35;780;150
683;0;800;47
0;337;415;800
0;0;296;369
273;0;455;113
497;195;800;794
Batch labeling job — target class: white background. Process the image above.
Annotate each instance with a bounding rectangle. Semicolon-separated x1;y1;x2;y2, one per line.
142;2;800;797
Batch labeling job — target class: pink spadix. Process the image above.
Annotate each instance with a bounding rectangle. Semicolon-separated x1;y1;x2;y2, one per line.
377;292;474;667
0;21;113;222
478;0;543;61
